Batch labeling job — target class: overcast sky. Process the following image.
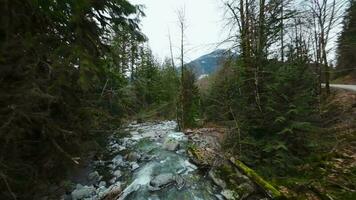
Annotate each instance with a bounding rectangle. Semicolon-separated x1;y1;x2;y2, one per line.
129;0;226;62
129;0;346;64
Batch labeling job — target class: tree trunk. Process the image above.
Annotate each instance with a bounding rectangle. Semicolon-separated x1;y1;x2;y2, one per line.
323;47;330;95
281;0;284;62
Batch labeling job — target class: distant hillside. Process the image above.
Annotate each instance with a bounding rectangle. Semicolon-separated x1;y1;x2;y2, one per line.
187;49;231;78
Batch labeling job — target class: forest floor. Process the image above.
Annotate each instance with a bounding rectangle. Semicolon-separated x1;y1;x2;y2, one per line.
318;89;356;198
273;89;356;199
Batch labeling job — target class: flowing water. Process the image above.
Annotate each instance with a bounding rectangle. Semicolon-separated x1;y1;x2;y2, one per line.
69;121;222;200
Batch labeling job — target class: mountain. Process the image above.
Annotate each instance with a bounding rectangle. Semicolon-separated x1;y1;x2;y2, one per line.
187;49;230;78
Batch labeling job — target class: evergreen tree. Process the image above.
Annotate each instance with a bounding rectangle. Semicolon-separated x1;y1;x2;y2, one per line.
0;0;143;198
134;47;160;107
179;68;201;128
336;0;356;77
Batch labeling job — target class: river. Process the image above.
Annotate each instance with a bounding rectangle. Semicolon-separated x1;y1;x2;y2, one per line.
68;121;223;200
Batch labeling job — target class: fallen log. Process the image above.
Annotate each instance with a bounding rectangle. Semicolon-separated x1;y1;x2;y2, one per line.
229;157;286;199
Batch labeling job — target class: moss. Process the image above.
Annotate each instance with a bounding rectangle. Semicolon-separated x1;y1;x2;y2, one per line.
230;157;285;199
187;144;208;164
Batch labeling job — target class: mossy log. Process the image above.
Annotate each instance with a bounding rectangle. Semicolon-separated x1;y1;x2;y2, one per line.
229;157;286;199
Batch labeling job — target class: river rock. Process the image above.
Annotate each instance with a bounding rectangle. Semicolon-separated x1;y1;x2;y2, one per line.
112;155;126;168
149;173;175;191
113;170;122;178
100;182;122;200
141;154;154;162
122;138;137;148
131;162;139;171
175;174;185;190
111;143;119;150
99;181;107;188
209;170;227;189
184;129;194;135
126;152;141;162
109;177;117;184
96;185;107;199
214;194;225;200
71;185;95;200
88;171;102;182
176;149;186;154
221;189;237;200
163;139;180;151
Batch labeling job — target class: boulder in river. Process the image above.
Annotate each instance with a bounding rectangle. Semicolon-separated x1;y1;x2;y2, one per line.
130;162;139;171
112;155;126;168
149;173;185;191
163;139;180;151
149;173;175;191
141;154;155;162
113;170;122;178
125;151;141;162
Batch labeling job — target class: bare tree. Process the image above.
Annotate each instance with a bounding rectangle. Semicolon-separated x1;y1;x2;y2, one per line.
168;29;176;69
309;0;346;95
281;0;285;62
177;7;187;130
225;0;286;111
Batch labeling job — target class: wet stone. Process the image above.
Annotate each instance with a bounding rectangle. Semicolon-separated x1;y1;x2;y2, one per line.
112;155;126;168
99;181;107;188
113;170;122;178
163;139;180;151
214;194;225;200
149;173;175;189
175;175;185;190
126;152;141;162
130;162;139;171
221;190;238;200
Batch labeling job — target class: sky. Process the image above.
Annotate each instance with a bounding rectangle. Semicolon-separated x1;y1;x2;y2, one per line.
128;0;347;64
129;0;227;62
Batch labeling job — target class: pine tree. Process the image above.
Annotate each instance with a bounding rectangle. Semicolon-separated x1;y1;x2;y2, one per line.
180;69;201;128
336;0;356;77
0;0;143;198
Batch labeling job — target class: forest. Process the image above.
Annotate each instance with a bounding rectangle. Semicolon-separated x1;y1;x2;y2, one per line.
0;0;355;199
